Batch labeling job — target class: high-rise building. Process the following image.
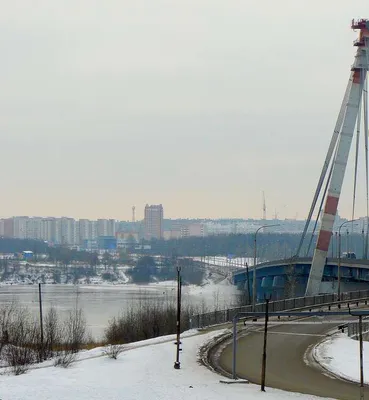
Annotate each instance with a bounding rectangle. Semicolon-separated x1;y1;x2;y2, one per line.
27;217;42;240
97;219;116;237
144;204;163;240
40;218;56;243
13;216;29;239
60;217;77;245
79;219;92;244
3;218;14;238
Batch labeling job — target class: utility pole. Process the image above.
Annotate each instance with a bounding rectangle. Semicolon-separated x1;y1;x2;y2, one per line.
38;283;44;361
244;257;251;305
253;224;279;311
359;315;364;400
174;258;182;369
261;295;271;392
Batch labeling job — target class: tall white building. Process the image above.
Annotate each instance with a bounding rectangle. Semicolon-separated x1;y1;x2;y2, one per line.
60;217;77;245
91;220;98;239
0;219;4;236
27;218;42;240
40;218;56;243
78;219;98;244
13;216;29;239
97;219;116;237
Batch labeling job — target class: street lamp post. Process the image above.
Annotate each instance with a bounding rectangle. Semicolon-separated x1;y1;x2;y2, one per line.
174;259;182;369
338;219;358;300
253;224;279;311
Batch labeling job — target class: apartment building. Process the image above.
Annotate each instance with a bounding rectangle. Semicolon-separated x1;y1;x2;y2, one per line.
97;219;116;237
144;204;163;240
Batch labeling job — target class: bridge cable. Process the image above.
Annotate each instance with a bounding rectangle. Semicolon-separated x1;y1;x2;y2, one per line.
364;73;369;258
306;145;337;256
296;75;353;257
351;94;362;234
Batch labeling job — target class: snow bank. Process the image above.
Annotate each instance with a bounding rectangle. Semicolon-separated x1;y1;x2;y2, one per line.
314;333;369;384
0;330;328;400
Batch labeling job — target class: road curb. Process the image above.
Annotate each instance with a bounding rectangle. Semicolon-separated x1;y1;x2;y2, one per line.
309;331;368;386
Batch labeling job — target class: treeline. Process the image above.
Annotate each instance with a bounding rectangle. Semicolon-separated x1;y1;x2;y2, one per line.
146;233;310;260
2;231;367;266
0;238;48;254
144;232;369;260
127;256;204;285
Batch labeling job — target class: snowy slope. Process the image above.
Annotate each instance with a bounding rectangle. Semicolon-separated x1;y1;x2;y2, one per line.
0;331;330;400
314;333;369;384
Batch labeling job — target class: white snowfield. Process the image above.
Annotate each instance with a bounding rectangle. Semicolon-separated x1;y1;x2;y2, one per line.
314;333;369;384
0;330;329;400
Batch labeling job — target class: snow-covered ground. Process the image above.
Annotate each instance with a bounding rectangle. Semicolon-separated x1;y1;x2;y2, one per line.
0;330;329;400
314;333;369;384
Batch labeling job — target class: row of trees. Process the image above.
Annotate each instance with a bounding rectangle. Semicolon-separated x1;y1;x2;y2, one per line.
144;232;369;260
2;230;368;266
127;256;205;285
0;238;48;254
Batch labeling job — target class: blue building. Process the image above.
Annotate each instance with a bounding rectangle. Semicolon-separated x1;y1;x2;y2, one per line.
22;251;34;259
83;239;98;251
97;236;117;250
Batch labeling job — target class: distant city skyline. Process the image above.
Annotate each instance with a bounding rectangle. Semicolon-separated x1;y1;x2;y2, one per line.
0;207;361;222
0;214;330;247
1;2;369;221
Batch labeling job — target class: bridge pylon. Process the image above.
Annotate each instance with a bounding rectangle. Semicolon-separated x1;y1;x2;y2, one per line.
305;19;369;296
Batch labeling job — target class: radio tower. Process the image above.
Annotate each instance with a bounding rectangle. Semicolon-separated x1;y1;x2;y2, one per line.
304;19;369;296
132;206;136;223
262;191;266;220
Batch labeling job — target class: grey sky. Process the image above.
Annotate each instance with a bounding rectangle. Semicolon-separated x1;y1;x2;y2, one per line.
1;1;368;220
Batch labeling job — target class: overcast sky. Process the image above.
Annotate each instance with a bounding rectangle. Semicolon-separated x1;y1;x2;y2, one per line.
1;1;369;220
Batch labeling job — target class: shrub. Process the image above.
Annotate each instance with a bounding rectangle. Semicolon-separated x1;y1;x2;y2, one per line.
105;298;198;344
1;305;39;375
63;308;87;353
103;344;124;359
54;350;76;368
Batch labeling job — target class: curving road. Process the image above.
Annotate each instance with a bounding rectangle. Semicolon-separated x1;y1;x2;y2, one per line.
219;317;369;400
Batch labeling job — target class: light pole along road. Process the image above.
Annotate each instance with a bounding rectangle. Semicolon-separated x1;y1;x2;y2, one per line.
219;315;368;400
338;219;359;300
253;224;279;311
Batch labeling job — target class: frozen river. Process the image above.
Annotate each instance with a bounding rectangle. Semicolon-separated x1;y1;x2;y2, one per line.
0;282;239;339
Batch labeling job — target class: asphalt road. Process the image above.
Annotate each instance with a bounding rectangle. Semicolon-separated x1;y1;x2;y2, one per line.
219;317;369;400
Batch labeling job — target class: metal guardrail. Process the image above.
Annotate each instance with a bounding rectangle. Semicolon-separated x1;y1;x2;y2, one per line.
190;289;369;329
348;317;369;340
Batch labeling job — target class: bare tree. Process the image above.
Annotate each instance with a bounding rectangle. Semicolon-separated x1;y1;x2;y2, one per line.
3;306;38;375
63;308;87;353
44;307;61;358
54;307;87;368
284;262;298;299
